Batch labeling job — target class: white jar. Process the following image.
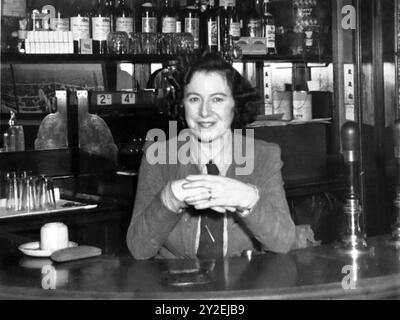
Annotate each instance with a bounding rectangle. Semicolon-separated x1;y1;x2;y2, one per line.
273;91;292;120
293;91;312;121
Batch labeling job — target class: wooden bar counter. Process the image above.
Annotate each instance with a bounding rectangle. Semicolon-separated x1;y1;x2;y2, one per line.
0;234;399;299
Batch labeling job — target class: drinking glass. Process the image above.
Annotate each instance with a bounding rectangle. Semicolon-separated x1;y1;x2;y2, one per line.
160;33;175;55
38;176;56;210
140;32;158;54
5;172;18;211
175;33;194;54
107;31;129;54
20;176;31;211
17;171;28;211
128;32;142;54
45;177;56;209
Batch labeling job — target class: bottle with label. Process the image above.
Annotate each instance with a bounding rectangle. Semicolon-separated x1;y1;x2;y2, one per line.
262;0;276;54
205;0;218;52
174;0;182;32
51;9;70;31
303;13;318;55
222;0;240;40
115;0;134;34
141;2;157;33
17;18;28;54
70;3;91;54
106;0;116;31
160;0;177;33
219;4;230;54
184;3;200;49
246;0;262;37
91;0;111;54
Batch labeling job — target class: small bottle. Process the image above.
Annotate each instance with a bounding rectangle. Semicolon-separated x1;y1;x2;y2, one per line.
246;0;262;37
228;1;241;40
3;132;10;152
205;0;218;52
303;17;318;55
106;0;116;32
184;3;200;49
262;0;276;54
9;32;19;53
174;0;183;33
17;18;28;54
141;2;157;33
4;111;25;152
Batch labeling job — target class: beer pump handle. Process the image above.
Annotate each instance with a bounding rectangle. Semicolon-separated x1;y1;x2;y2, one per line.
341;121;359;163
337;122;372;253
393;119;400;159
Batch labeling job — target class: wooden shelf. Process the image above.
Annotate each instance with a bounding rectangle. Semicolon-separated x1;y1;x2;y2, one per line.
1;53;332;65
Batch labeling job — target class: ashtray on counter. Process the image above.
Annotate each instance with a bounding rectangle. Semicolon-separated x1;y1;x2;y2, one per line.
161;268;216;287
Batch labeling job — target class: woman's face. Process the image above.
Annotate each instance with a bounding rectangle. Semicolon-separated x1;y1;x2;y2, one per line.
183;71;235;142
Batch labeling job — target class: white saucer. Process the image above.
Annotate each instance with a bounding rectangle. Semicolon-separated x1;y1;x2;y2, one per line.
18;241;78;258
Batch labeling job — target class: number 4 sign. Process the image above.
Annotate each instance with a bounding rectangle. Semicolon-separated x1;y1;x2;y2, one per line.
121;93;136;104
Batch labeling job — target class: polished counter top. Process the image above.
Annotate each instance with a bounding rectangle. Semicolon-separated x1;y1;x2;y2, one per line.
0;234;399;299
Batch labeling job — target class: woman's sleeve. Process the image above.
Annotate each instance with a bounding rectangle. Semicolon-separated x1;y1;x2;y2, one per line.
126;143;183;259
239;144;296;253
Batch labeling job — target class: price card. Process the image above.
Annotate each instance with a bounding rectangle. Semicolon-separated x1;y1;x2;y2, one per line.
345;104;355;121
97;93;112;106
121;93;136;105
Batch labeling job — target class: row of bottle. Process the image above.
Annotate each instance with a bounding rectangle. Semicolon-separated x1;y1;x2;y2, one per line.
23;0;277;55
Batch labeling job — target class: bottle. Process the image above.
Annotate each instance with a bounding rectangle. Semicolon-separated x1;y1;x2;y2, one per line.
219;4;230;54
115;0;134;34
8;32;19;53
3;111;25;152
174;0;182;32
70;3;91;54
246;0;262;37
91;0;111;54
184;3;200;49
225;0;240;40
303;14;318;55
262;0;276;54
219;1;240;53
141;2;157;33
52;9;70;31
205;0;218;52
106;0;116;31
160;0;177;33
17;33;26;54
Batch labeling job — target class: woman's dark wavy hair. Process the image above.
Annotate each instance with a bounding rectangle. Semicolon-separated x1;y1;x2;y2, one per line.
176;52;261;129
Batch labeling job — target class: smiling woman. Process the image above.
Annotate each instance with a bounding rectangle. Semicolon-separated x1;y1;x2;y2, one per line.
183;71;235;143
126;52;298;260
